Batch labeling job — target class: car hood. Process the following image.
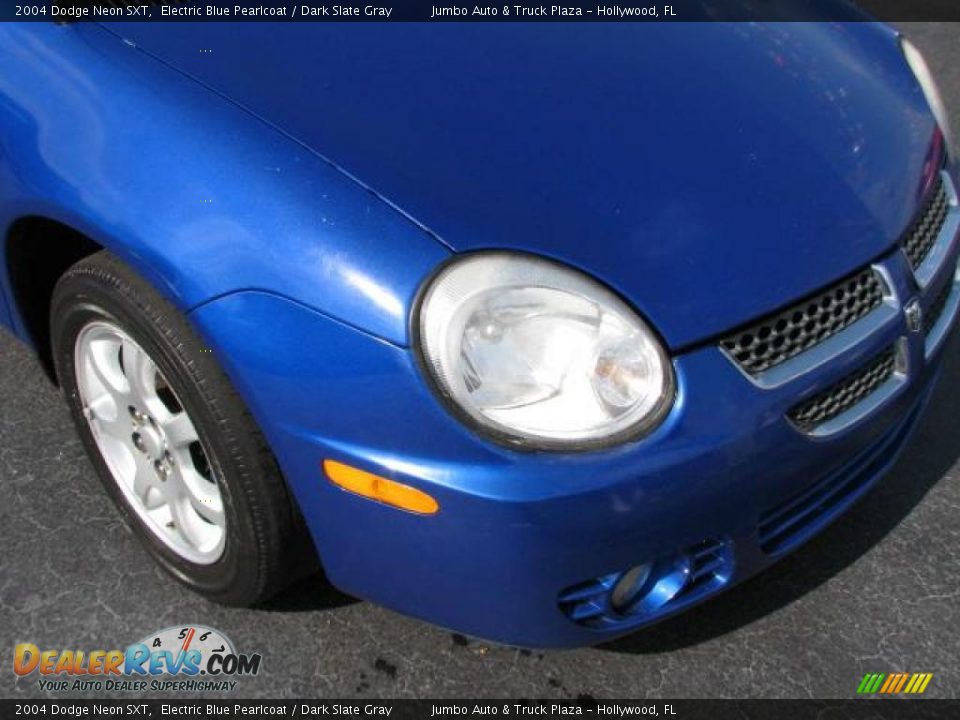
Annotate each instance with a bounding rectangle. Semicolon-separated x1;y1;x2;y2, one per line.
107;21;943;349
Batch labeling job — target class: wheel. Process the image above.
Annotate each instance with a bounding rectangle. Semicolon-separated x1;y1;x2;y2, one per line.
50;250;314;605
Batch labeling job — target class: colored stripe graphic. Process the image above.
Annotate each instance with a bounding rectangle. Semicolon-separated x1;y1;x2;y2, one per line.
858;673;933;695
906;673;933;694
893;673;910;693
857;673;886;694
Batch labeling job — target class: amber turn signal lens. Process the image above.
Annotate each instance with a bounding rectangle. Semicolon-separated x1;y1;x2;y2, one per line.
323;459;439;515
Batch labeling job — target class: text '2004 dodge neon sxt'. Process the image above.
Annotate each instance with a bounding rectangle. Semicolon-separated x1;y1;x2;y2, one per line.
0;16;957;647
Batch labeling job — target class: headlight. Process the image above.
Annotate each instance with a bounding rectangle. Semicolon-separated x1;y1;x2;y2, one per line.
416;253;674;449
901;37;953;153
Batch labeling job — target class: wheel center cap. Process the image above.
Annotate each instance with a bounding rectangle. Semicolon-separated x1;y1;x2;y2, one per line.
138;425;165;459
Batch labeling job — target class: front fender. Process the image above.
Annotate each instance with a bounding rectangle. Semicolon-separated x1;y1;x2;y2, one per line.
0;22;448;346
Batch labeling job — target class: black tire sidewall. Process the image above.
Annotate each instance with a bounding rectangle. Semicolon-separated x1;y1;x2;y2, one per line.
51;275;264;604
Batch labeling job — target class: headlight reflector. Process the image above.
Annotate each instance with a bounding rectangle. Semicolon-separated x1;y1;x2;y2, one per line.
901;37;953;152
417;253;673;448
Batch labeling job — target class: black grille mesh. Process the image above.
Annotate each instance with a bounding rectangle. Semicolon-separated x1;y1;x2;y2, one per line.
720;268;884;375
902;176;949;271
923;281;953;336
788;348;896;432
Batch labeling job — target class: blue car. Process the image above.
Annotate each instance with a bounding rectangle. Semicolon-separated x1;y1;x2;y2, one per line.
0;20;956;648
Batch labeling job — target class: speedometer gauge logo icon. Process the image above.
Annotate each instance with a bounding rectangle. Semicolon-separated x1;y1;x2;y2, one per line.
137;625;236;663
126;625;261;678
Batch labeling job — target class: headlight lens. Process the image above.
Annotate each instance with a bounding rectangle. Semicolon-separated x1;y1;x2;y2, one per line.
417;253;674;449
901;37;953;152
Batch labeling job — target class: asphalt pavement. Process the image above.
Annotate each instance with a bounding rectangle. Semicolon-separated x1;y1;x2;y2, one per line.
2;22;959;701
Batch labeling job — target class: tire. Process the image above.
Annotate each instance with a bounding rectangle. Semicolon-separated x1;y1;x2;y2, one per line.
50;250;314;606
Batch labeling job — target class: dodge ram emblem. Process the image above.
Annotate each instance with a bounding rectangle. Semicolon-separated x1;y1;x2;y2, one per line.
905;299;923;333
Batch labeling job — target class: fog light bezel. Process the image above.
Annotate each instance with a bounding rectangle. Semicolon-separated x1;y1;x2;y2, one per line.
557;538;733;629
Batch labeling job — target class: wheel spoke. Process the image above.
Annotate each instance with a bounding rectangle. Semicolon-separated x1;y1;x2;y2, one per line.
162;412;198;449
168;478;221;550
187;488;225;528
168;497;200;547
122;339;157;405
87;339;129;399
132;456;158;506
177;465;225;528
87;394;129;442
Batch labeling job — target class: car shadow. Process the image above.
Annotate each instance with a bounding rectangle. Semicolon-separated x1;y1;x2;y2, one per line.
601;330;960;655
260;571;359;613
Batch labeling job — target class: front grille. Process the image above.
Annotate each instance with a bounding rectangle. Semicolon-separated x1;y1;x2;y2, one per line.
923;281;952;336
720;267;884;375
902;176;949;271
787;347;896;432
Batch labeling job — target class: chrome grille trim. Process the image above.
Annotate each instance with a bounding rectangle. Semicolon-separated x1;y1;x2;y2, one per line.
924;262;960;359
909;170;960;289
902;175;950;271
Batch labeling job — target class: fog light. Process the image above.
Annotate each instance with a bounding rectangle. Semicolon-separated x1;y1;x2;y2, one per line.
610;563;653;611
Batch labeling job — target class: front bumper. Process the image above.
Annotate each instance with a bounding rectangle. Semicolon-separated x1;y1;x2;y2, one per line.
190;182;960;650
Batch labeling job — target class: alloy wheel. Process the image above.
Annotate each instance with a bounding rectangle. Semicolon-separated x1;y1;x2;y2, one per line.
74;321;226;564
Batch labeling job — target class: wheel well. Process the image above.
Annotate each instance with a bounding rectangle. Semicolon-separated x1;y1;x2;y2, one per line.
5;217;102;383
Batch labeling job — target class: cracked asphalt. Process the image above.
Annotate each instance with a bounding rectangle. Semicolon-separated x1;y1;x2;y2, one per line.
2;22;959;702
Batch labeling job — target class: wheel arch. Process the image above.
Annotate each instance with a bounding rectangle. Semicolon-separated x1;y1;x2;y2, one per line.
4;216;104;383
